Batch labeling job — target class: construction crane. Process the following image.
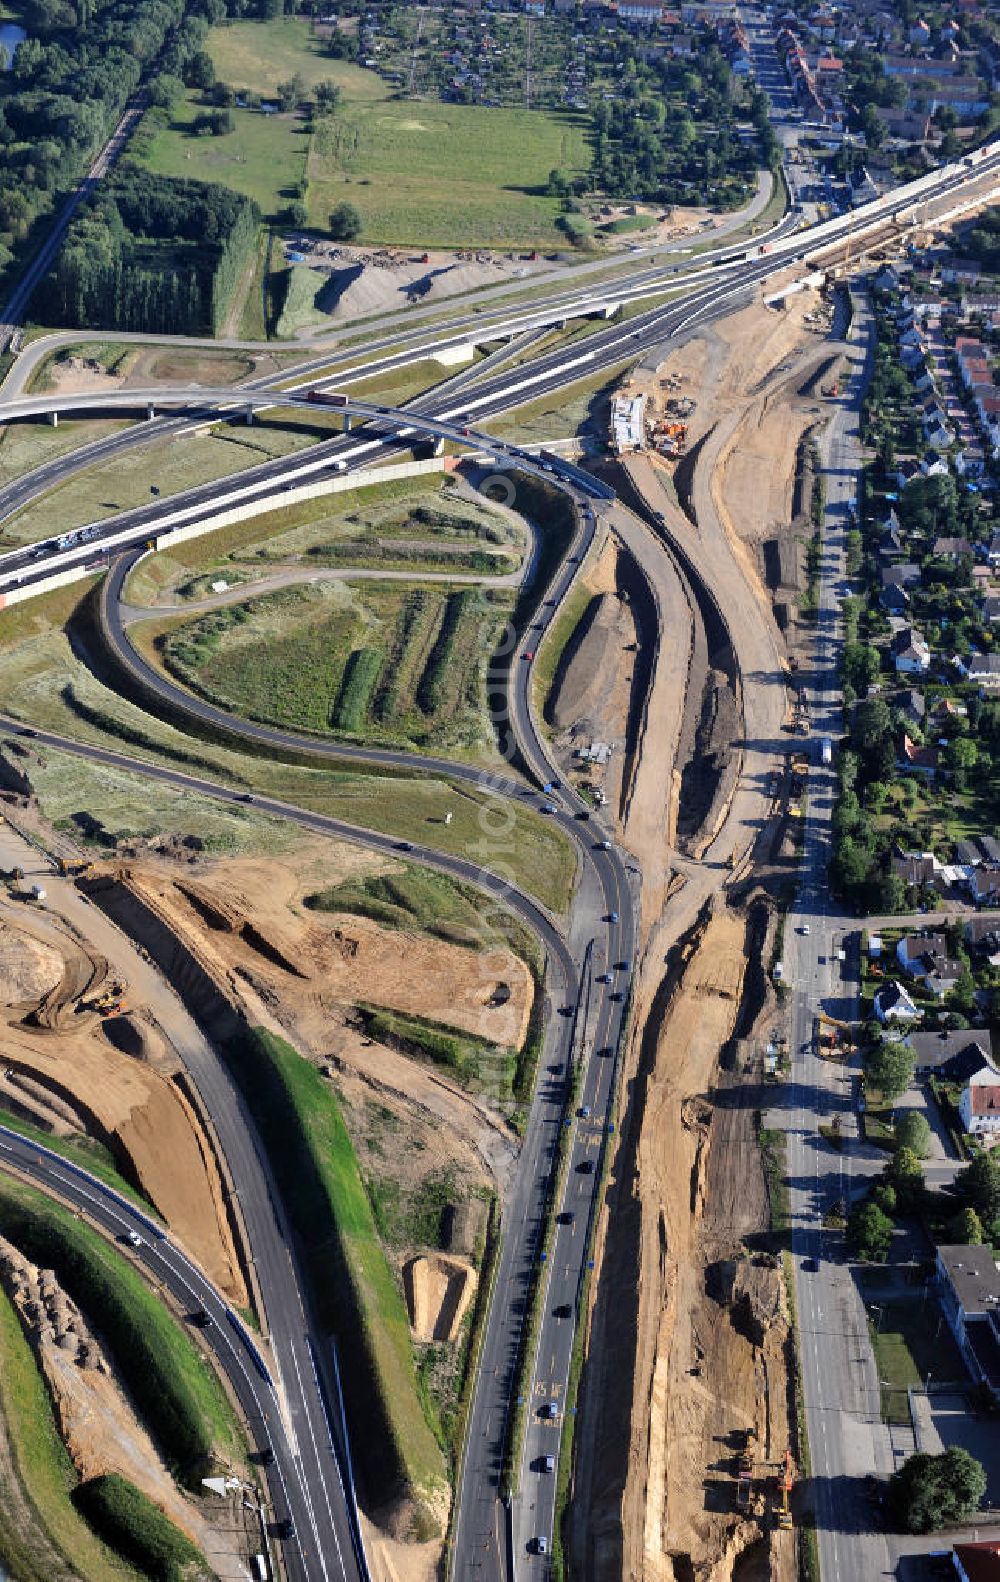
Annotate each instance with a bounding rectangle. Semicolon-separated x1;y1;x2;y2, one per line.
776;1448;795;1530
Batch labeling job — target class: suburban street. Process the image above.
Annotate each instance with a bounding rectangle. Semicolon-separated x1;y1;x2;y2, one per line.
771;290;901;1578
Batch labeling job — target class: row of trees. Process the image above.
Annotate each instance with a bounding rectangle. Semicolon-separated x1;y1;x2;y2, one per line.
0;0;223;280
38;170;259;335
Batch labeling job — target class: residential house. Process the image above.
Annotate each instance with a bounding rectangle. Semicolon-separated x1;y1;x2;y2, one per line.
882;562;922;589
893;850;940;887
874;980;921;1022
984;593;1000;624
933;535;973;558
898;687;926;725
908;1028;993;1075
897;930;949;974
898;732;939;775
935;1245;1000;1400
978;835;1000;863
966;653;1000;693
881;582;911;615
892;625;931;674
874;263;901;292
921;448;950;476
970;864;1000;904
925;957;965;996
960;1059;1000;1137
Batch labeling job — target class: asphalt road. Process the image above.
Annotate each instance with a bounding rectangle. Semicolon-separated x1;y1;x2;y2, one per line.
95;491;637;1582
0;1119;352;1582
0;92;147;355
776;291;897;1579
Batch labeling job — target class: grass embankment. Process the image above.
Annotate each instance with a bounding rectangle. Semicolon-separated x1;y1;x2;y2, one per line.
533;583;594;728
0;1177;241;1488
0;1284;143;1582
0;585;577;912
160;579;516;758
73;1475;204;1582
1;421;333;549
222;1026;448;1535
0;1107;155;1213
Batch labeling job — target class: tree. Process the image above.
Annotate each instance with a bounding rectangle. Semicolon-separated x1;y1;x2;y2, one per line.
885;1144;924;1210
888;1448;986;1533
546;167;570;197
847;1199;893;1261
865;1041;915;1103
283;200;308;228
328;201;361;242
947;736;977;789
276;72;305;112
894;1111;931;1159
313;79;341;114
957;1151;1000;1225
185;49;215;90
949;1206;984;1244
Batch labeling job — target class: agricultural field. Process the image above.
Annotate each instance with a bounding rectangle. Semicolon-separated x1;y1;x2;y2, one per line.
139;17;590;247
160;577;515;756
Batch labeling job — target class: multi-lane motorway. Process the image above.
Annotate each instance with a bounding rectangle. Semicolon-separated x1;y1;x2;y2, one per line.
1;134;999;1582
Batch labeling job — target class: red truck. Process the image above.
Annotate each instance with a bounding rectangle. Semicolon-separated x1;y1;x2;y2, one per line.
306;390;348;408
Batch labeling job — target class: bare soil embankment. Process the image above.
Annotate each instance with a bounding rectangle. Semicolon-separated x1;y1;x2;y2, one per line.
570;901;795;1582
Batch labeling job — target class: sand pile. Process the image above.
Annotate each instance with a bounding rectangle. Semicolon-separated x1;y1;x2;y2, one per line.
0;920;64;1006
404;1255;477;1343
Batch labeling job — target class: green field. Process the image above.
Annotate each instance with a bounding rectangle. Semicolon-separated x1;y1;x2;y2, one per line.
1;423;338;548
0;585;576;911
222;1027;448;1534
140;17;591;247
161;578;515;756
307;101;590;247
0;1285;143;1582
0;1177;243;1488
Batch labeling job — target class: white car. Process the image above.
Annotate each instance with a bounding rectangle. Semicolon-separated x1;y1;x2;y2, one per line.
801;924;811;936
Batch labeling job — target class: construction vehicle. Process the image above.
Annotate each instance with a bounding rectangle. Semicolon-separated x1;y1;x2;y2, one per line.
776;1448;794;1530
735;1428;755;1508
56;858;95;877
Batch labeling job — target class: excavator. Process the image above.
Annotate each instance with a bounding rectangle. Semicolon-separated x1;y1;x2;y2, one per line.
776;1447;795;1530
56;858;95;877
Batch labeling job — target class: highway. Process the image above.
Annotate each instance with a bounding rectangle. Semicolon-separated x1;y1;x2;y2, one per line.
2;139;997;573
0;1117;358;1582
0;134;998;1582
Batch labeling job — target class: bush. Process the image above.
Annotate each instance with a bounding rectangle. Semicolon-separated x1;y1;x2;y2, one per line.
74;1475;204;1580
329;201;362;241
894;1111;931;1159
847;1199;893;1262
332;646;384;733
888;1448;986;1533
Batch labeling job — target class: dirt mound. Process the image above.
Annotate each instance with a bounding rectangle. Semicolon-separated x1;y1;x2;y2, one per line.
101;1011;174;1070
0;920;63;1006
403;1255;476;1343
550;593;631;730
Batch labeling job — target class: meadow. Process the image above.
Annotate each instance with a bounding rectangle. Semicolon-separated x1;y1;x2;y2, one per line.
140;17;591;247
161;579;515;755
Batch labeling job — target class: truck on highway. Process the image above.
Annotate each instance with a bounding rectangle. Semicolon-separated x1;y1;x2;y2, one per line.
306;390;348;407
820;737;833;766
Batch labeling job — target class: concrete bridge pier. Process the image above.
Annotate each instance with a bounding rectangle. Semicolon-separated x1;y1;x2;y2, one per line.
343;414;351;433
244;405;254;425
48;410;58;427
146;404;156;420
